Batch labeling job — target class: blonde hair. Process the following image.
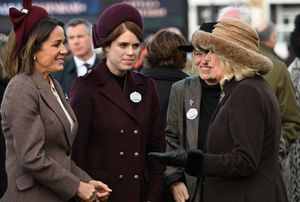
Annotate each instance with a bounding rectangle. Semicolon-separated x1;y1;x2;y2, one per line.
220;56;257;88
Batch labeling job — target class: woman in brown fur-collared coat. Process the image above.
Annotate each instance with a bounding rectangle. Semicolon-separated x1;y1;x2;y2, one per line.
0;1;111;201
149;18;288;202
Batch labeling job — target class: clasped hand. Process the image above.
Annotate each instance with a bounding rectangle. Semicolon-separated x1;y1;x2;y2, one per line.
77;180;112;202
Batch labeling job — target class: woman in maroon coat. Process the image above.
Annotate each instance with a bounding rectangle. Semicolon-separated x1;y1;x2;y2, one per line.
149;18;288;202
70;3;165;202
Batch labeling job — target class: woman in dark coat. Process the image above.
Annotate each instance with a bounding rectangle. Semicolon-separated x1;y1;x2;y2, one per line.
70;3;165;202
142;29;189;128
149;18;288;202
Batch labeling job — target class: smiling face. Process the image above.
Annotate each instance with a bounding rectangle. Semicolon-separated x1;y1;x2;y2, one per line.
34;26;67;79
104;29;141;76
194;49;218;85
194;49;226;85
204;51;226;82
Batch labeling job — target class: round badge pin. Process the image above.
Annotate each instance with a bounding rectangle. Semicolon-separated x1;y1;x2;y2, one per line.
186;108;198;120
130;91;142;103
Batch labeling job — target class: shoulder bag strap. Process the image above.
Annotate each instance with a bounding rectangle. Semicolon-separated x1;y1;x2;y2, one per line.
183;77;191;148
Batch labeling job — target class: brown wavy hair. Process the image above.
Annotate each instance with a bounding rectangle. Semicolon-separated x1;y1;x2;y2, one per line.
143;29;187;69
2;17;64;79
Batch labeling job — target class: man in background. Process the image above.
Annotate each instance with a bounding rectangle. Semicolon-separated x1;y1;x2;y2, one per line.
256;22;300;151
218;6;252;25
53;18;100;96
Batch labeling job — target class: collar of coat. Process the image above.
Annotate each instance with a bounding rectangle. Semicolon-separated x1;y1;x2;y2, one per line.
93;59;145;87
30;68;78;148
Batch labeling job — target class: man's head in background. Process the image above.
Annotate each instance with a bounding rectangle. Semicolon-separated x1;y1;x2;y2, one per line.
256;22;276;50
65;18;94;61
218;6;252;25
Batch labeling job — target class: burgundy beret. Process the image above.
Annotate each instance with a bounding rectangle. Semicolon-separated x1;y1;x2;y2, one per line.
9;0;48;58
92;3;143;48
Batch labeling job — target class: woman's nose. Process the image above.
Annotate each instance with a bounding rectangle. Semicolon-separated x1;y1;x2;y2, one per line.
127;46;134;55
60;45;68;55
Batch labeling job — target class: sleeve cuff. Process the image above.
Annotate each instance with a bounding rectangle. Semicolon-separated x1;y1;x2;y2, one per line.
185;149;203;177
165;171;185;188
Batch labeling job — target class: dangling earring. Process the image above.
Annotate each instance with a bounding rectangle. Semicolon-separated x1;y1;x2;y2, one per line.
33;56;37;61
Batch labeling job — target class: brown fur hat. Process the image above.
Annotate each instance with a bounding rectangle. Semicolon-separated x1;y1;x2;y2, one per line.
192;18;273;75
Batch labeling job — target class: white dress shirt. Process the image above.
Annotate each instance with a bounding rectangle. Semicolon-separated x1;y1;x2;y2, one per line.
74;53;96;77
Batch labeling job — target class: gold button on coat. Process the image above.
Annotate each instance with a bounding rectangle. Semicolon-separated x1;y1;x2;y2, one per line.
133;130;139;134
134;174;139;179
120;129;124;134
119;175;124;179
134;152;139;157
119;152;124;156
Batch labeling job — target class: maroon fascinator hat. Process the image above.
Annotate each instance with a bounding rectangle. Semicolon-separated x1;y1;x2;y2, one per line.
92;3;143;48
9;0;49;58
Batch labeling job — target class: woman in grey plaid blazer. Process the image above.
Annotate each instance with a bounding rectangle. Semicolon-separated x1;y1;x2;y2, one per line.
0;2;111;201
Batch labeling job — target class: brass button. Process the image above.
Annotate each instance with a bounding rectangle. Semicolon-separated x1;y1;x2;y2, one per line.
119;152;124;157
133;174;139;179
134;152;139;157
119;175;124;179
133;130;139;134
120;129;124;134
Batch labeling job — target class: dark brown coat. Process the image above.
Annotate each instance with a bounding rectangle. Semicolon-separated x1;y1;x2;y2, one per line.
187;75;288;202
70;60;165;202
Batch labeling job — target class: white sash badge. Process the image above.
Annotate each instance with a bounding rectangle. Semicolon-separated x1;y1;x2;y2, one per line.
186;108;198;120
130;91;142;103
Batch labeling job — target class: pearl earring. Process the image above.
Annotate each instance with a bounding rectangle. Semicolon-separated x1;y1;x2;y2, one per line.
33;56;37;61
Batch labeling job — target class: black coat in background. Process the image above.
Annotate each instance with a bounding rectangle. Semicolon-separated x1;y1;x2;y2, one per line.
142;67;188;128
0;79;7;198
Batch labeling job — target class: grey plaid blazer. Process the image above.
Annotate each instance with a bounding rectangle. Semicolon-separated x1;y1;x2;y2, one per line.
0;69;91;202
164;76;202;202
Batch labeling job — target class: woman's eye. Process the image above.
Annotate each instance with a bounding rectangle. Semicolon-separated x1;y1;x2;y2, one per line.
119;43;127;48
133;44;140;49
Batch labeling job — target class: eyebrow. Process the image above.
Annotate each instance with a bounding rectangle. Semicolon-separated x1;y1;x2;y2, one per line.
51;39;65;44
116;41;140;44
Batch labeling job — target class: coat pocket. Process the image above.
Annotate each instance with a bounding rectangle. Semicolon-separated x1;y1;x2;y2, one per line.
16;174;35;191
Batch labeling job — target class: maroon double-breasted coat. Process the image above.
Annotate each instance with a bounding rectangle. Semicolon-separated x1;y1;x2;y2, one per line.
70;60;165;202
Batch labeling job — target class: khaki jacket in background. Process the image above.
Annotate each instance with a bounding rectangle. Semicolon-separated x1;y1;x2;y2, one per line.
260;44;300;151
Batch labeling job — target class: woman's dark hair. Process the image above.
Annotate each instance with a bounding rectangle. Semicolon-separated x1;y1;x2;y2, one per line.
143;29;187;69
290;14;300;58
3;17;64;79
